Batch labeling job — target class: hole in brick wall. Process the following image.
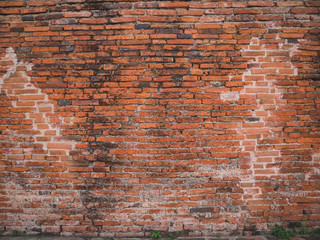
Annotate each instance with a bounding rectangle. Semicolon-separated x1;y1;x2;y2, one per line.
58;99;72;106
287;38;299;43
288;222;302;229
135;24;149;30
246;117;260;122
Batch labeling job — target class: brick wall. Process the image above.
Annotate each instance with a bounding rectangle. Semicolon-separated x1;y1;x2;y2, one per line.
0;0;319;238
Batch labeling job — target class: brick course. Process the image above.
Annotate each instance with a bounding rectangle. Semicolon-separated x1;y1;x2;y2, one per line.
0;0;319;238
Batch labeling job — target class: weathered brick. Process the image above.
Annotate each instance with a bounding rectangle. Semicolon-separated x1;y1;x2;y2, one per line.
29;1;56;6
190;207;215;213
205;9;233;15
32;47;59;53
0;1;25;7
159;2;189;8
138;16;166;22
24;26;50;32
0;8;20;14
177;10;204;16
218;2;246;8
0;0;319;238
195;24;221;29
119;10;145;15
20;8;47;14
147;10;175;16
277;1;304;7
306;1;320;7
150;34;177;39
291;8;319;14
64;11;92;18
110;17;136;23
234;9;262;15
79;18;107;24
248;1;275;7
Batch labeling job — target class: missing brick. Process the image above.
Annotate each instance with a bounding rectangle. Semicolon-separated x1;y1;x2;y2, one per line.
246;117;260;122
58;99;72;106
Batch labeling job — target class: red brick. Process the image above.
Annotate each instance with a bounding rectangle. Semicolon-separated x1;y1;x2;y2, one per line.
247;1;275;7
166;39;194;45
205;9;233;15
147;10;175;15
256;15;284;21
6;167;29;172
291;8;319;14
20;8;47;14
218;2;246;8
199;16;225;22
234;9;261;15
159;2;189;8
32;47;59;53
0;8;19;14
138;16;166;22
0;0;319;237
168;16;197;23
64;12;92;18
277;1;304;7
24;27;50;32
306;1;320;7
195;24;221;29
119;10;145;15
189;2;216;8
79;18;107;24
29;0;56;6
105;24;134;30
0;1;25;7
150;34;177;39
207;45;235;51
110;17;136;23
177;10;204;16
94;221;120;226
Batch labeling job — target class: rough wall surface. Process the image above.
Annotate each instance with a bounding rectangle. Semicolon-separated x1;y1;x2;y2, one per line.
0;0;319;238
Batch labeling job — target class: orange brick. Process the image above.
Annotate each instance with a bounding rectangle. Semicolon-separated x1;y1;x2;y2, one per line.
0;1;25;7
159;2;189;8
0;0;319;236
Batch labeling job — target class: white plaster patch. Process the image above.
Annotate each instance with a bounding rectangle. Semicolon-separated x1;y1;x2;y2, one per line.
0;48;76;152
216;34;301;205
305;153;320;180
229;34;301;224
0;48;82;231
220;91;239;102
